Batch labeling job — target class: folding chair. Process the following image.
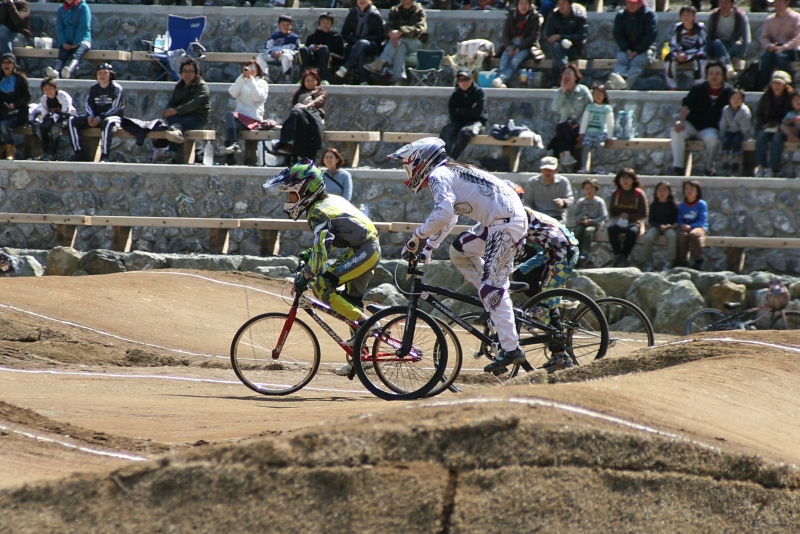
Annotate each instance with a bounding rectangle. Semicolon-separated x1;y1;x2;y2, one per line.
142;15;207;81
407;50;445;86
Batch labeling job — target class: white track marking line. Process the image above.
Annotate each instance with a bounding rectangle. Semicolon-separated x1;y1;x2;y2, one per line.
413;396;721;452
0;366;369;395
0;421;148;462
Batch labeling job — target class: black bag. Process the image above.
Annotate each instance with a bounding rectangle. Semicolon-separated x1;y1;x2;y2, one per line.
734;61;760;92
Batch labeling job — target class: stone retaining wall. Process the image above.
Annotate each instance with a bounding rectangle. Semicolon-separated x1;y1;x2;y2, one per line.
2;163;799;274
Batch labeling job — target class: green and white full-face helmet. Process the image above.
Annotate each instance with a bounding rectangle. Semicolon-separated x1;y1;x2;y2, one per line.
264;159;326;220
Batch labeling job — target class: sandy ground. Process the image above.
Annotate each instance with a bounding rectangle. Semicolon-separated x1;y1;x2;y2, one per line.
1;269;799;512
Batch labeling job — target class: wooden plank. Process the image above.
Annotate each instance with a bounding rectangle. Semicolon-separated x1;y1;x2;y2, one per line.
204;52;260;63
324;132;380;142
13;48;130;61
0;213;88;225
704;237;800;249
86;216;238;228
487;59;587;70
81;128;215;141
383;132;534;146
239;218;393;232
390;222;472;234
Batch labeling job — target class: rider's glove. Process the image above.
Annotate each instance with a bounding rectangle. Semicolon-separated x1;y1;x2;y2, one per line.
297;249;311;264
294;272;310;293
401;234;420;257
419;245;434;264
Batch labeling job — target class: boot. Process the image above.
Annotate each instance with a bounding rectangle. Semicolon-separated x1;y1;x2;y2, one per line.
4;144;14;160
363;58;385;74
61;59;78;80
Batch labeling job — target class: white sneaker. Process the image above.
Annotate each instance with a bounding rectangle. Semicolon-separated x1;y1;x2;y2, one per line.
335;66;347;78
560;153;577;166
491;77;505;88
45;66;58;79
60;66;71;80
225;143;241;155
334;362;353;376
608;72;627;90
164;127;185;144
344;321;381;348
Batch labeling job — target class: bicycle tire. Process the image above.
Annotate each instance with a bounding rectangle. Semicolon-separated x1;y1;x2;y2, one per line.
427;317;463;397
684;308;729;335
520;288;610;369
230;312;321;396
351;306;448;401
766;309;800;330
575;297;655;359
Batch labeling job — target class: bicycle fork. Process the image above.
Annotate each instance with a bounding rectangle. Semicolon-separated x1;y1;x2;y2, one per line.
272;307;298;360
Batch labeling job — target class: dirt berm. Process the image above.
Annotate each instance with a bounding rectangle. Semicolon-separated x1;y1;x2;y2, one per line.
2;396;799;534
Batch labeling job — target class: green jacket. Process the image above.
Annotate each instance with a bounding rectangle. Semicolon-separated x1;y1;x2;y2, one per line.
168;77;211;121
386;3;426;40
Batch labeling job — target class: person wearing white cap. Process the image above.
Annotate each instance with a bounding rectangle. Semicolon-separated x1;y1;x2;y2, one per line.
522;156;574;223
753;69;793;177
607;0;658;91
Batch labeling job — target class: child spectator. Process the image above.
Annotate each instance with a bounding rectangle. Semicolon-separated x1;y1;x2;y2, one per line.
607;167;648;268
0;52;28;160
577;83;614;174
46;0;91;80
641;181;678;272
298;12;345;83
568;178;607;267
664;5;707;91
29;77;75;161
676;179;708;270
258;15;300;79
720;88;751;175
67;62;122;162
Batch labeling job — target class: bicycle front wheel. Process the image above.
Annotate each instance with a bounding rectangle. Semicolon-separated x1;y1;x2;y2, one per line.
586;297;655;359
352;306;448;401
684;308;729;335
230;312;321;396
521;288;610;368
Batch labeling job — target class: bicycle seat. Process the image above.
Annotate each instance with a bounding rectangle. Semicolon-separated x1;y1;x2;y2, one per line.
366;304;387;314
724;302;742;310
509;281;529;294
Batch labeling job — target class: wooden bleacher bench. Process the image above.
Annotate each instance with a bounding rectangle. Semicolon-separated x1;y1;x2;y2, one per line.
383;132;534;172
592;58;746;72
14;47;131;70
238;130;380;167
487;58;588;71
86;216;238;254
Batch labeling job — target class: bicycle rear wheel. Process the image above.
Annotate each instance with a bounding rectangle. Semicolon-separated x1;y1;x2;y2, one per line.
765;310;800;330
230;312;321;396
520;288;610;368
352;306;448;401
684;308;729;335
578;297;655;359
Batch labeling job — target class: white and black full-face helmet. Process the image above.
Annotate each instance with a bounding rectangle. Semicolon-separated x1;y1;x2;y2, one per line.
387;137;447;193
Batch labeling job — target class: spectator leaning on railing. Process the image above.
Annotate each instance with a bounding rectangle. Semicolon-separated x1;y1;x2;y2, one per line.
0;0;30;57
363;0;426;85
705;0;750;80
542;0;587;89
607;0;658;91
757;0;800;91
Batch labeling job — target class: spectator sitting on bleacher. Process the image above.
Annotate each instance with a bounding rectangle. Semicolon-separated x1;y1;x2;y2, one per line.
45;0;91;80
781;92;800;179
0;52;26;160
757;0;800;91
298;12;345;84
363;0;426;85
670;61;734;176
753;70;793;177
439;68;487;161
577;83;614;174
0;0;30;57
336;0;385;85
257;14;300;80
542;0;587;88
607;167;648;268
522;156;574;223
640;180;678;272
568;177;607;267
492;0;543;89
664;6;707;92
162;57;210;165
270;68;326;161
29;77;75;161
222;60;269;166
548;63;591;170
320;148;352;201
607;0;658;91
67;62;122;162
676;179;708;270
706;0;750;80
719;88;751;175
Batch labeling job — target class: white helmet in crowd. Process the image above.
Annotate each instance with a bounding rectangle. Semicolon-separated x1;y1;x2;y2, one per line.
387;137;447;193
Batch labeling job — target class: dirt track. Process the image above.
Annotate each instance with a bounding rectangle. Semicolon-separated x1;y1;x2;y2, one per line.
1;270;800;532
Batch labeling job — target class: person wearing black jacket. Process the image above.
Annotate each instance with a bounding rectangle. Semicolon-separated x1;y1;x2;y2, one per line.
298;12;345;83
493;0;543;88
0;0;30;57
336;0;384;85
439;69;487;161
0;52;28;160
543;0;587;88
67;62;123;162
607;0;658;91
670;61;734;176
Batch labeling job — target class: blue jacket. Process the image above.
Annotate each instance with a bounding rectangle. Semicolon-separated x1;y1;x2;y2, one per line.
613;6;658;55
57;1;91;46
678;200;709;231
